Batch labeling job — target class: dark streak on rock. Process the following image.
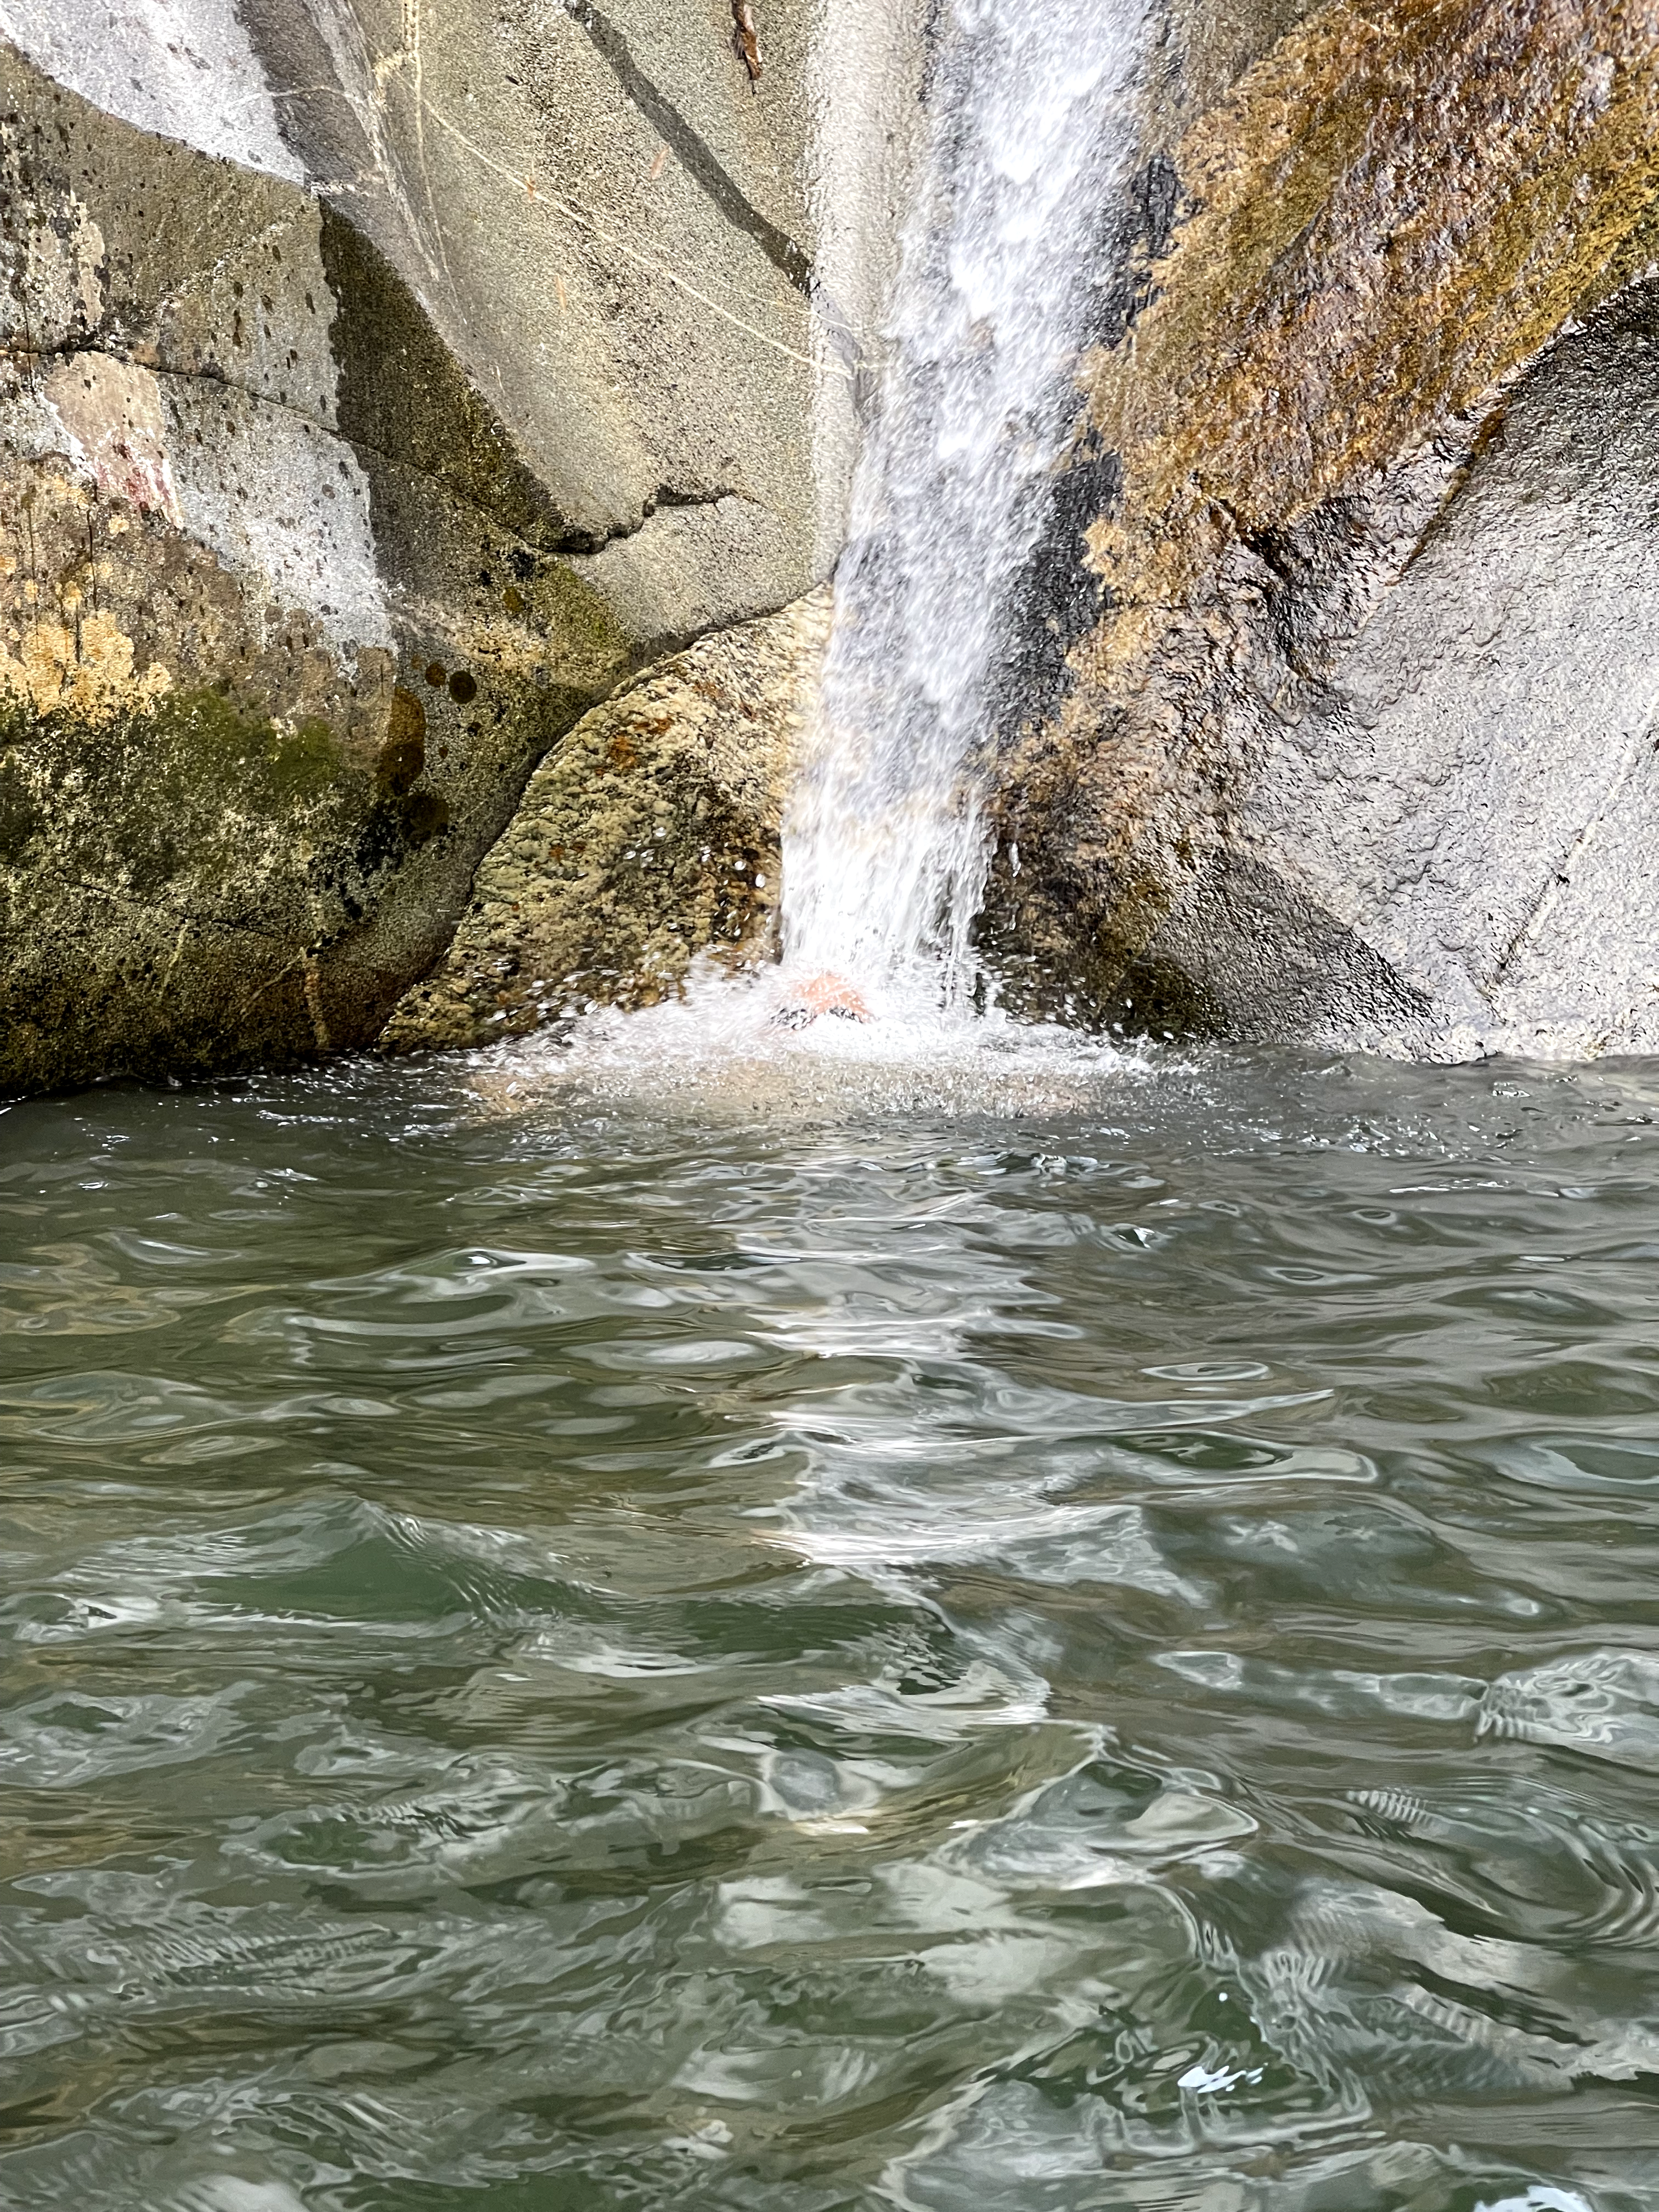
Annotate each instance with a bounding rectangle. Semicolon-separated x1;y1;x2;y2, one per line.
561;0;812;296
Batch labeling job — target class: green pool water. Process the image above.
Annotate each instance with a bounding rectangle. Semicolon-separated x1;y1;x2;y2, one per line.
4;1033;1659;2210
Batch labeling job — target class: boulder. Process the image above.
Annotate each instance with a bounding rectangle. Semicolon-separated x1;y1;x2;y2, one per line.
379;589;827;1051
14;0;1658;1080
991;0;1659;1058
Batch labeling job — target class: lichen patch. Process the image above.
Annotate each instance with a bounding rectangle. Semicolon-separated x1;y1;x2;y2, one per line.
0;611;172;723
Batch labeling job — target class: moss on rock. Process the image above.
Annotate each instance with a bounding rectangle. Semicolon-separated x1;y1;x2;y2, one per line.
380;592;830;1053
991;0;1659;1028
0;2;830;1098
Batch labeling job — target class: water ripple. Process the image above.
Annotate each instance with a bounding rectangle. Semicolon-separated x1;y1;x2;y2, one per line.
4;1052;1659;2204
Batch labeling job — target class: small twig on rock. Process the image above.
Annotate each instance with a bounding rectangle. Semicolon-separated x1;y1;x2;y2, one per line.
732;0;761;88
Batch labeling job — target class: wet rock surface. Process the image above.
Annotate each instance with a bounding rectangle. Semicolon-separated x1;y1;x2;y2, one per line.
990;0;1659;1058
0;0;837;1096
379;592;828;1053
9;0;1659;1080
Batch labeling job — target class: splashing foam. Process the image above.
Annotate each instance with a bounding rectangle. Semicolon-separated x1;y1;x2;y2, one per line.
472;960;1146;1123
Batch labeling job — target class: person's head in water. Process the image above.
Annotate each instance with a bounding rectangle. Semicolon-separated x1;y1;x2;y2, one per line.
770;973;871;1030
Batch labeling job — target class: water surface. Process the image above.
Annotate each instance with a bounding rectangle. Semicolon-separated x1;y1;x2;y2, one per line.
5;1034;1659;2210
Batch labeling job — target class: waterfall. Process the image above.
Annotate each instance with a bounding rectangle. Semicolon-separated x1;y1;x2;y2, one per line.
782;0;1148;1007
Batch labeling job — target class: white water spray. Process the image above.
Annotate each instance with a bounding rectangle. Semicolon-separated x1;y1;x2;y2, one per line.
783;0;1148;1006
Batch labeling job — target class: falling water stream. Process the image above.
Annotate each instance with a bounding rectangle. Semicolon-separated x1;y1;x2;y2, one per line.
5;8;1659;2211
783;0;1145;1001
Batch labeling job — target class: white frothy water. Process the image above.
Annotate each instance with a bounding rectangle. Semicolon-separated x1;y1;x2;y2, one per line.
783;0;1149;1003
473;960;1146;1125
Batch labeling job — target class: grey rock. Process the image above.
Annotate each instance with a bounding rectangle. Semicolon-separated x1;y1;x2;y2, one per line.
1196;287;1659;1057
0;0;881;1094
989;0;1659;1062
13;0;1658;1083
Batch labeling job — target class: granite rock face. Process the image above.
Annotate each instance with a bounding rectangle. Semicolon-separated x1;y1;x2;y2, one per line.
991;0;1659;1059
11;0;1659;1084
380;590;828;1052
0;0;898;1094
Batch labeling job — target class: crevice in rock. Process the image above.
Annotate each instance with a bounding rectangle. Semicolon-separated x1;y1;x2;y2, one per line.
317;203;750;562
42;871;289;941
9;336;741;575
577;483;742;552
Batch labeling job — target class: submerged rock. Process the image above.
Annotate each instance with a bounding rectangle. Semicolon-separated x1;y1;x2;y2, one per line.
990;0;1659;1058
379;592;828;1051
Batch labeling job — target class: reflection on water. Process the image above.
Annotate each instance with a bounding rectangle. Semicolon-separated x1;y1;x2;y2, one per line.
4;1024;1659;2209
